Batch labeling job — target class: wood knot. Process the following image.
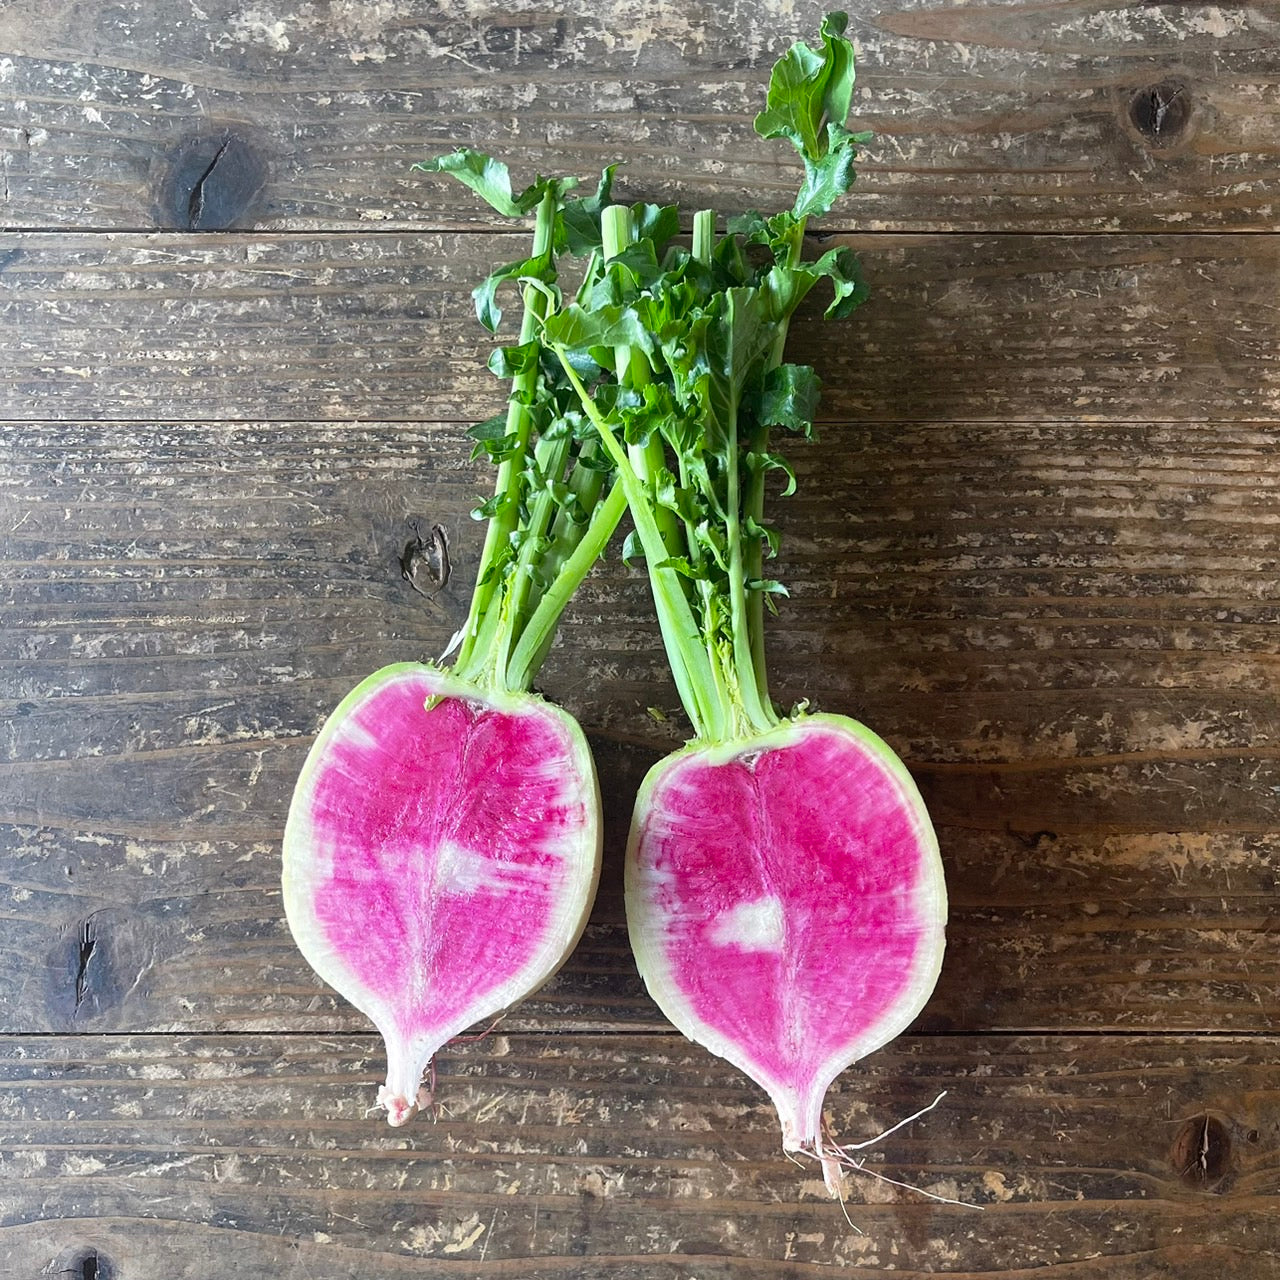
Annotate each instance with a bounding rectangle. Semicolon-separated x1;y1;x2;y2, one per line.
401;520;451;598
1170;1112;1233;1191
157;131;269;230
1127;79;1193;149
53;1245;115;1280
575;1170;609;1199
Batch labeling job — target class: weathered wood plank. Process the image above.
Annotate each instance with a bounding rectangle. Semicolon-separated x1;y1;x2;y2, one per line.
1;0;1276;233
0;1033;1275;1277
4;421;1280;1036
1;233;1278;423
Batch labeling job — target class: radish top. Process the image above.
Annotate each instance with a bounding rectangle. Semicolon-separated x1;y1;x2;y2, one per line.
409;160;636;695
544;13;871;744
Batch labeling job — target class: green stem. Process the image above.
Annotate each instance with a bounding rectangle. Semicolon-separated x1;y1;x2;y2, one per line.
556;350;722;741
683;208;719;685
601;205;679;556
543;438;607;573
744;216;807;707
721;294;775;735
454;189;559;685
505;478;628;691
692;209;715;264
670;212;716;589
492;411;573;685
685;209;776;737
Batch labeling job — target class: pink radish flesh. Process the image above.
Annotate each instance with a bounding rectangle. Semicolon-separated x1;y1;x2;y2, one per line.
283;664;600;1124
626;715;945;1176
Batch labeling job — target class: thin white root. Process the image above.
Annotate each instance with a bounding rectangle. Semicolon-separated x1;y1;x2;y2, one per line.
833;1190;865;1236
830;1156;981;1210
794;1091;983;1212
834;1090;949;1153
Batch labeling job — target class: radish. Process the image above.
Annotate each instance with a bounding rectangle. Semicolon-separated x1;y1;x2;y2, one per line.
283;165;638;1124
547;14;948;1192
283;665;601;1124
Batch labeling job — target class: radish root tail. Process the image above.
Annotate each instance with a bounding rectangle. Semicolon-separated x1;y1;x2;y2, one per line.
790;1091;982;1210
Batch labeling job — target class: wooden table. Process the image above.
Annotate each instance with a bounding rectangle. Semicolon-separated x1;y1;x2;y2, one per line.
3;2;1279;1275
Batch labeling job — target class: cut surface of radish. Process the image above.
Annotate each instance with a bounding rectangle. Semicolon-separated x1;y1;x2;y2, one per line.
626;714;945;1162
283;663;600;1124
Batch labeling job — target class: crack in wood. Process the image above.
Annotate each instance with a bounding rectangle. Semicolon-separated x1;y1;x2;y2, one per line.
401;520;452;597
187;136;233;232
73;916;97;1014
1171;1112;1233;1191
1128;79;1192;149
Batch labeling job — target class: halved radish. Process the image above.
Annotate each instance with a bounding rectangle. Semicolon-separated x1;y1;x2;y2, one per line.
284;664;600;1125
547;15;948;1192
282;169;630;1122
626;715;945;1185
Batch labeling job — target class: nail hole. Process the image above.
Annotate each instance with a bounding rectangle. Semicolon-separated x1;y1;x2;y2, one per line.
74;918;97;1012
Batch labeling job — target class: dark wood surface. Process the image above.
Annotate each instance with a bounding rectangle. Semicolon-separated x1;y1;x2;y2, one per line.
2;1034;1277;1276
3;1;1280;1276
1;0;1277;233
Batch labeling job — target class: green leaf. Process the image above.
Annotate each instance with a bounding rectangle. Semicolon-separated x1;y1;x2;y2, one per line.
544;304;656;361
753;13;854;159
415;149;573;217
761;243;867;325
726;210;772;244
746;577;790;596
819;13;855;123
415;149;524;216
759;363;821;436
745;448;799;496
699;286;777;441
751;12;865;219
654;555;702;579
591;240;664;308
793;139;859;221
558;165;617;255
558;344;607;383
473;491;513;521
754;37;831;159
694;519;730;573
467;412;520;463
473;253;554;332
621;528;645;565
632;203;682;252
809;244;870;318
574;447;613;473
487;340;542;379
744;515;782;557
653;468;702;525
466;411;509;442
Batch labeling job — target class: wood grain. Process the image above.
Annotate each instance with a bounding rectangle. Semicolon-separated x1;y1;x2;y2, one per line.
1;0;1277;233
0;1033;1277;1276
5;420;1280;1037
1;233;1278;423
4;1;1279;1271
